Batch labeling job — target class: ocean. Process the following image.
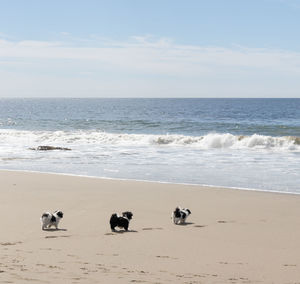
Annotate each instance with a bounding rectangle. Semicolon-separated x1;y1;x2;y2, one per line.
0;98;299;193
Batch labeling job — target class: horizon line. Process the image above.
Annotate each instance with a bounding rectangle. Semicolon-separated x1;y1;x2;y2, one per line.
0;97;299;99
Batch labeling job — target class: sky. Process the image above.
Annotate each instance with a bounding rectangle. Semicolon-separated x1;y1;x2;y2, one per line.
0;0;300;98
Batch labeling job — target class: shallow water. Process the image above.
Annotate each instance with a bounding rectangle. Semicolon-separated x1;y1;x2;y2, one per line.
0;98;299;193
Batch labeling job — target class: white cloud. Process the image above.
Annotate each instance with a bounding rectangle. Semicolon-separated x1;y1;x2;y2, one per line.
1;37;300;71
0;36;300;97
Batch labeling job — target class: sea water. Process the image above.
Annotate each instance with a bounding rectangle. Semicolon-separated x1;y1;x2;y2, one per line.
0;98;299;193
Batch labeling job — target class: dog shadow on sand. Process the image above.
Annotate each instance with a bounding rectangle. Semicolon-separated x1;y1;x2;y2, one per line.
175;222;195;226
105;229;138;235
42;228;68;232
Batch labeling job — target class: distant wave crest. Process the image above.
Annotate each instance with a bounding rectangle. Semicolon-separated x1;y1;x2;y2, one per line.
0;129;299;151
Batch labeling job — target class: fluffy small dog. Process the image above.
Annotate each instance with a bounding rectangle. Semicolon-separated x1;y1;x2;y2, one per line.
110;211;133;231
41;210;64;230
172;207;191;224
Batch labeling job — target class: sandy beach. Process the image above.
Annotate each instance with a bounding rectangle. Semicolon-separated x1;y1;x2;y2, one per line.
1;170;300;283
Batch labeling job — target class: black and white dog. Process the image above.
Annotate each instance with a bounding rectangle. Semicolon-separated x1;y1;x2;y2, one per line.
41;210;64;230
110;211;133;231
172;207;191;224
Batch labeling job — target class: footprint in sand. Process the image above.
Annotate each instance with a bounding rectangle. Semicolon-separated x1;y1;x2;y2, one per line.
194;225;206;228
36;263;46;267
218;220;235;224
193;274;207;278
142;227;163;231
48;265;63;270
1;242;22;246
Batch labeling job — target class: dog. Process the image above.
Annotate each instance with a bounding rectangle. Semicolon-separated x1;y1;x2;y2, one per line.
41;210;64;230
110;211;133;231
172;207;191;224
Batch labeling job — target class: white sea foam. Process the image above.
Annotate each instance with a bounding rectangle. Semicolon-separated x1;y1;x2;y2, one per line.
0;128;300;193
0;129;299;151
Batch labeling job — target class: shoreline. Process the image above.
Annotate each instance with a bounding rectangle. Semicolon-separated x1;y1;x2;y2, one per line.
1;170;300;283
1;168;299;196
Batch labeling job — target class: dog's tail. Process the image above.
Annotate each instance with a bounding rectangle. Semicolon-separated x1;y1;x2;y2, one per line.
110;213;118;222
41;212;50;222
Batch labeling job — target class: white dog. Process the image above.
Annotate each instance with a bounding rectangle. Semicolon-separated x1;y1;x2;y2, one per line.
172;207;191;224
41;210;64;230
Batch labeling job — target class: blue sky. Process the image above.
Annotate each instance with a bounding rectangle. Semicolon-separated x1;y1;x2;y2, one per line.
0;0;300;97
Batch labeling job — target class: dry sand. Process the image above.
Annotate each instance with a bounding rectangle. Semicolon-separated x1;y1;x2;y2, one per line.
0;170;300;283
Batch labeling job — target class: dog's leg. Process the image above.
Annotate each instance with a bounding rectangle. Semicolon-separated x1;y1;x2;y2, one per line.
172;215;177;224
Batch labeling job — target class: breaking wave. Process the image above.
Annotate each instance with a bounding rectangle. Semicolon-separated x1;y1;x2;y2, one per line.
0;129;299;151
151;133;300;150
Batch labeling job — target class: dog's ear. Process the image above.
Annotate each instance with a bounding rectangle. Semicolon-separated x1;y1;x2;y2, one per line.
122;211;133;219
42;213;50;218
56;211;63;218
187;209;191;214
